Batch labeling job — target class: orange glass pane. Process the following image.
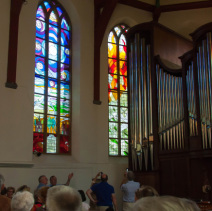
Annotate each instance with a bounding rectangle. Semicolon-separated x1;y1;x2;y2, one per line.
119;45;127;60
108;59;117;74
120;61;127;76
108;43;117;58
108;90;118;104
120;76;127;91
108;74;118;90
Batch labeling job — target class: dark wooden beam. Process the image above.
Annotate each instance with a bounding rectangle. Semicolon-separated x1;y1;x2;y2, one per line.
160;0;212;12
94;0;118;104
6;0;24;89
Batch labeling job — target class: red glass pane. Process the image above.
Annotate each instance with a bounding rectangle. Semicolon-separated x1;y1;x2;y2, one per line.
120;61;127;76
60;135;69;153
33;133;44;153
108;59;117;74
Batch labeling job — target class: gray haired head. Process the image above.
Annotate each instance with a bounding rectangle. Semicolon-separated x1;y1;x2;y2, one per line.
127;171;135;181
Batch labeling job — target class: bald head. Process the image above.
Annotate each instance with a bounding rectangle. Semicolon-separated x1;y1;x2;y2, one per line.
101;174;108;182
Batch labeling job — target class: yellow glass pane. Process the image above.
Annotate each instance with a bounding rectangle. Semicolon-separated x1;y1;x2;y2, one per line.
108;43;117;58
119;45;127;60
108;59;117;74
120;76;127;91
120;61;127;76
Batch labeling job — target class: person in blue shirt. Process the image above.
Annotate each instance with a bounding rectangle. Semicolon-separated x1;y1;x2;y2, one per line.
120;170;140;211
86;172;118;211
49;173;73;187
36;175;48;190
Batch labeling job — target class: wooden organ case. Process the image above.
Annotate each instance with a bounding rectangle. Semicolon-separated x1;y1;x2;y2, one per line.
127;21;212;201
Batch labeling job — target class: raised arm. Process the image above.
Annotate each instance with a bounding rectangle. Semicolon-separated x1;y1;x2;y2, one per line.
120;171;128;187
65;173;73;186
91;172;101;187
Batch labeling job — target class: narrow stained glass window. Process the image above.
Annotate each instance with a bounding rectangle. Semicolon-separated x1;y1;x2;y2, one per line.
33;0;71;154
108;24;129;156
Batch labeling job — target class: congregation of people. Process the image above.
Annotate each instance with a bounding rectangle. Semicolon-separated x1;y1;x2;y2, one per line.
0;171;201;211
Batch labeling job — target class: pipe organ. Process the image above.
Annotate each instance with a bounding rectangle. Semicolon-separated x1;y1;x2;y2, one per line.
127;22;212;200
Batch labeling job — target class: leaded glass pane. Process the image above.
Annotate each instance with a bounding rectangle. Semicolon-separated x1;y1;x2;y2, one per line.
47;96;57;115
119;45;127;60
109;106;118;122
36;38;45;57
108;91;118;105
34;77;45;94
108;74;118;90
120;93;128;107
108;43;117;58
121;107;128;123
119;34;127;45
109;139;119;156
36;6;45;21
49;25;58;43
121;140;128;156
48;60;57;79
120;76;128;91
60;135;69;153
46;134;56;153
44;1;51;11
108;59;117;74
61;47;70;64
34;114;44;132
60;117;69;135
48;80;57;96
34;95;44;113
49;11;58;26
60;82;70;100
48;42;58;61
61;17;70;30
120;61;127;76
108;31;116;44
36;20;45;39
35;57;45;76
56;7;63;17
121;123;128;138
47;116;57;134
33;133;44;152
61;30;70;46
61;64;70;82
109;122;118;138
60;99;70;117
114;27;121;36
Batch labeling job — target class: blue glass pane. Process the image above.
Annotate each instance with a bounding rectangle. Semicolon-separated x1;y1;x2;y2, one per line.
61;30;70;46
36;20;45;39
49;11;58;26
48;60;57;79
48;80;57;97
60;82;70;100
60;99;70;117
36;5;45;21
36;38;45;57
61;64;70;82
48;43;58;61
44;1;51;12
48;96;57;115
61;17;70;30
34;94;44;113
35;57;45;76
34;76;45;94
49;25;58;43
61;46;70;64
57;7;63;17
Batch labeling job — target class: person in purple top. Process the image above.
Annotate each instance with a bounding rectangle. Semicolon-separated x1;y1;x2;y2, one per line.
120;170;140;211
86;172;118;211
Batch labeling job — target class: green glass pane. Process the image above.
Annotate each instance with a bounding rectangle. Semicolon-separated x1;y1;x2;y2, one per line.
121;123;128;138
60;99;70;117
121;140;128;156
47;115;57;134
48;97;57;115
34;94;44;113
33;113;44;132
109;122;118;138
120;93;128;107
46;134;56;153
109;106;118;122
109;139;118;156
121;107;128;123
109;91;118;105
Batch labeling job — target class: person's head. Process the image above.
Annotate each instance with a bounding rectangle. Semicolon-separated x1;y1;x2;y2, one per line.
6;186;15;199
11;191;34;211
16;185;30;193
46;185;82;211
0;174;5;192
38;175;48;185
101;173;108;182
127;171;135;181
135;185;159;200
133;195;200;211
50;175;57;186
37;186;49;204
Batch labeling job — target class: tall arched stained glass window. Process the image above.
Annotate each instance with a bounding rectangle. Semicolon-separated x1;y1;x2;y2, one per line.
108;24;129;156
33;0;71;154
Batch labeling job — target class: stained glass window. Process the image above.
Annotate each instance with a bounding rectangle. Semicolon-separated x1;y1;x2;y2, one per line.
33;0;71;154
108;24;129;156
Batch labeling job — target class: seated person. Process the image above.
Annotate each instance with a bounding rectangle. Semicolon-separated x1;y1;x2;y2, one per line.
16;185;30;193
36;175;48;190
135;185;159;200
6;187;15;199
